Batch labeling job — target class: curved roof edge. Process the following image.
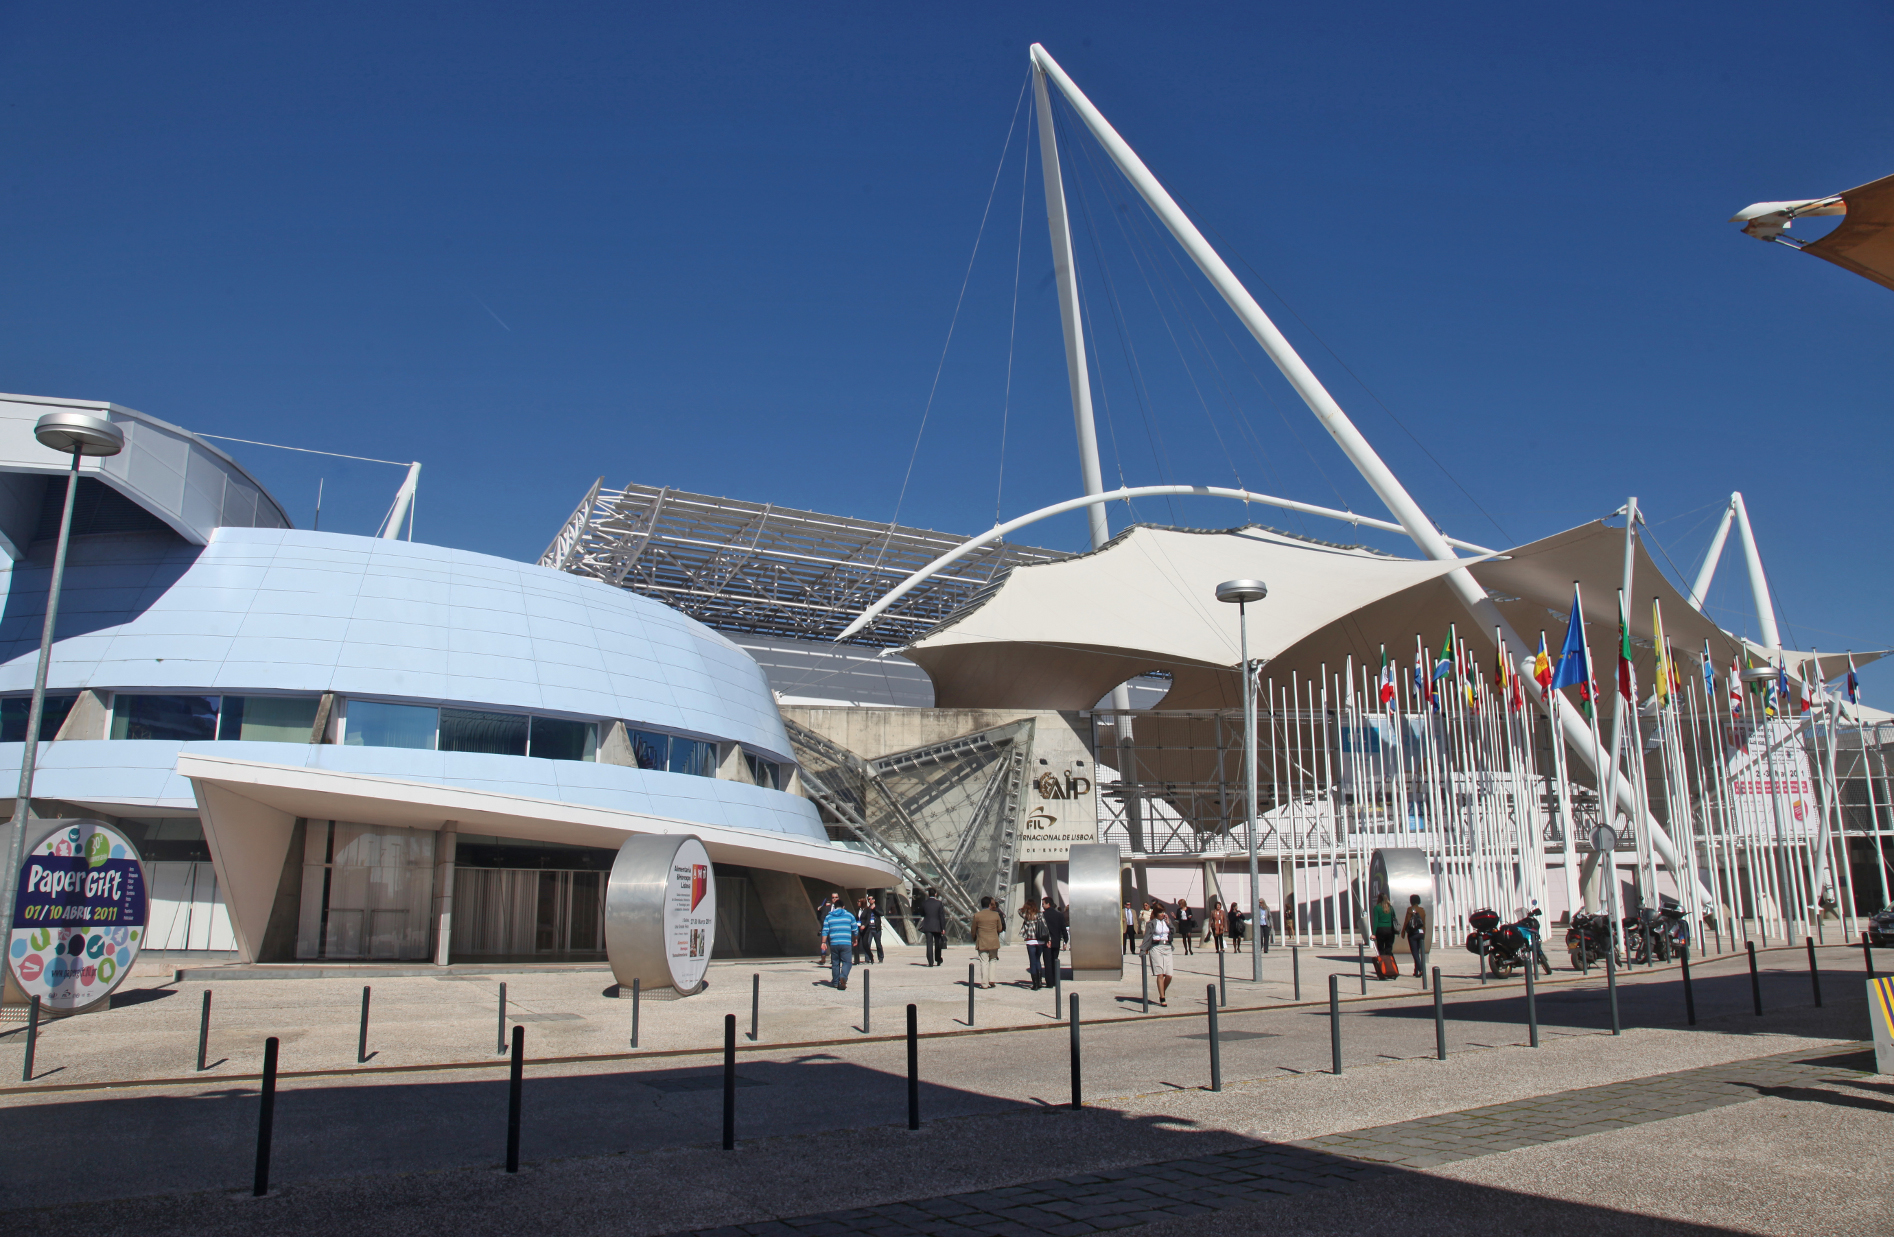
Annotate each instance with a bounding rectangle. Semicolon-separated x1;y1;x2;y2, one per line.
0;393;293;552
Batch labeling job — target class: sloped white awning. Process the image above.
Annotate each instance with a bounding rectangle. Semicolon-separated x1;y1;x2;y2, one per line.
904;525;1480;710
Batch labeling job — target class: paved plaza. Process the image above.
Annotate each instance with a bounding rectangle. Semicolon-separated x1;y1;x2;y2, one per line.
0;938;1884;1235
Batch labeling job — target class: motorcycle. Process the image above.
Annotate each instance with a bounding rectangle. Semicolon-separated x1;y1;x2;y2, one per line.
1566;910;1613;971
1624;897;1691;964
1465;907;1553;977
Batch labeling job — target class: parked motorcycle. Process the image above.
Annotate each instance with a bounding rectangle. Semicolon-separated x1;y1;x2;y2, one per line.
1624;896;1691;964
1566;910;1613;971
1465;907;1553;976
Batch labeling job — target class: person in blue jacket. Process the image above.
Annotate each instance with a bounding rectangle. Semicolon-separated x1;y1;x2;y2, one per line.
820;895;860;990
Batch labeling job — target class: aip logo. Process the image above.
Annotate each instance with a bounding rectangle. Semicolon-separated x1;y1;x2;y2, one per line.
690;864;708;911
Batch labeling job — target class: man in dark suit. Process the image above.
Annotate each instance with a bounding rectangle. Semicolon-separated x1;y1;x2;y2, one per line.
919;888;946;966
1041;899;1068;985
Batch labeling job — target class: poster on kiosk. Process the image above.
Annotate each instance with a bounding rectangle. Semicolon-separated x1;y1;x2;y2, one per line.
604;834;716;996
8;820;149;1012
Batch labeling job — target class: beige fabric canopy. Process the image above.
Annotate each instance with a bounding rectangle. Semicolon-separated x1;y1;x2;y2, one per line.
1735;171;1894;292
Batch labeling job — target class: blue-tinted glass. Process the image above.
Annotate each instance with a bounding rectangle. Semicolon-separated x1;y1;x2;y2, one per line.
628;729;668;770
439;708;528;756
745;752;780;790
1;696;77;743
343;700;438;749
111;695;218;742
668;737;715;778
529;717;594;762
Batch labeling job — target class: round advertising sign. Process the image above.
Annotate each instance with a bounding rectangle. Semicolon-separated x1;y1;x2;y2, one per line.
603;834;717;996
8;821;148;1011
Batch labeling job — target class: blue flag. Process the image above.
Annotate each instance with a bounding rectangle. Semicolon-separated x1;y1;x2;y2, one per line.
1550;588;1590;691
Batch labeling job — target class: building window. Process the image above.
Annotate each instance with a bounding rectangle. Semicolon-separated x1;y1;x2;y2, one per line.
343;700;438;750
744;752;782;790
628;728;669;770
111;695;219;742
439;708;529;756
217;696;320;743
529;717;596;762
0;695;77;743
668;736;716;778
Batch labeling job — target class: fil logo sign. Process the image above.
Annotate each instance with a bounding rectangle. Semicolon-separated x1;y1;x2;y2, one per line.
690;864;708;911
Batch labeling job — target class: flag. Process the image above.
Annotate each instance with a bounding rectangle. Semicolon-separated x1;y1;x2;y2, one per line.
1533;633;1553;692
1729;658;1743;716
1701;642;1715;699
1551;587;1593;718
1378;647;1396;707
1770;660;1787;717
1432;631;1453;682
1413;648;1431;708
1652;601;1670;707
1615;592;1637;703
1848;654;1860;705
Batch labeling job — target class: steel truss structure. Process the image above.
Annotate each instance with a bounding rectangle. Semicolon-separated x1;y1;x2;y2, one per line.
783;717;1031;940
539;480;1068;646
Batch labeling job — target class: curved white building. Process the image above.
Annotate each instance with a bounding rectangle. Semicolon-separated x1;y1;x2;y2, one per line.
0;394;894;965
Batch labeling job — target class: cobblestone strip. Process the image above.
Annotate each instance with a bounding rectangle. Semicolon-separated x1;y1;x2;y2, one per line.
677;1045;1872;1237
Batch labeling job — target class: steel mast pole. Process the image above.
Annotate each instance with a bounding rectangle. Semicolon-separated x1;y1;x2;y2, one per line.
1242;602;1260;982
1026;43;1708;906
1;413;125;950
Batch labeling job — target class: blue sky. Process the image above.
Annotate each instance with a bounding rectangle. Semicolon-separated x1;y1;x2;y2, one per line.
3;4;1889;678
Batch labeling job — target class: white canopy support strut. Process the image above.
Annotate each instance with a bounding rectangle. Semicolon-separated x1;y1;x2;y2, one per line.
1731;491;1783;653
1017;44;1710;904
378;462;422;541
1687;495;1736;611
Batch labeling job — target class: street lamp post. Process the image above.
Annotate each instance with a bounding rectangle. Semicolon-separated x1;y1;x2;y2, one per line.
1216;579;1267;983
0;412;127;959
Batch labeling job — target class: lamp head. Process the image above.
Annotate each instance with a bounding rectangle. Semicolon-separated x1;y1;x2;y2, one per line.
35;411;126;457
1215;579;1267;605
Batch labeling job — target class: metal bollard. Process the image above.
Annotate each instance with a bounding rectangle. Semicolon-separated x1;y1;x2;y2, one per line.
21;995;39;1082
1478;938;1487;984
1328;974;1342;1074
1206;985;1221;1091
497;981;508;1054
1432;967;1446;1059
1806;938;1822;1008
1218;949;1227;1005
862;968;871;1034
722;1014;736;1151
1865;932;1877;977
630;978;640;1049
505;1025;524;1171
197;989;213;1071
1054;970;1063;1020
1681;952;1696;1025
906;1004;920;1130
1747;941;1763;1015
1713;921;1722;955
1358;940;1367;995
1068;993;1082;1109
1293;946;1301;1001
1605;947;1621;1035
1140;952;1149;1013
1524;956;1538;1048
750;973;760;1042
358;986;371;1064
254;1036;279;1196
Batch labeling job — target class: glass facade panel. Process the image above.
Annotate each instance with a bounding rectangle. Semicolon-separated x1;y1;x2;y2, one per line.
439;708;529;756
296;821;436;960
528;716;595;762
111;695;219;741
628;728;669;770
668;736;716;778
745;751;781;790
218;695;320;743
0;695;77;743
343;700;438;750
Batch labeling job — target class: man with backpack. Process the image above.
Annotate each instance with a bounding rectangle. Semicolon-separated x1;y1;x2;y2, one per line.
1401;894;1428;978
821;894;859;990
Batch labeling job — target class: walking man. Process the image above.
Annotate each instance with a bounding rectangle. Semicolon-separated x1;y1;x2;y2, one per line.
857;895;883;964
1122;901;1138;954
1043;898;1068;985
920;888;946;966
1401;894;1428;978
971;896;1003;988
1176;900;1195;956
1227;904;1246;953
1141;905;1176;1006
822;894;858;990
1020;900;1048;989
1256;901;1274;953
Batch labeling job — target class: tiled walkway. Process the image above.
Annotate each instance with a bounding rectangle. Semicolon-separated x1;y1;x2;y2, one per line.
678;1044;1874;1237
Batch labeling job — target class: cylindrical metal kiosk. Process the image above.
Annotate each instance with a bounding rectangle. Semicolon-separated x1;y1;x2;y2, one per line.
605;835;717;997
1369;847;1433;958
1067;843;1124;981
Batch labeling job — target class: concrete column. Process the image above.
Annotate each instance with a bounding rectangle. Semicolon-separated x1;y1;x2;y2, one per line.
433;822;457;966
